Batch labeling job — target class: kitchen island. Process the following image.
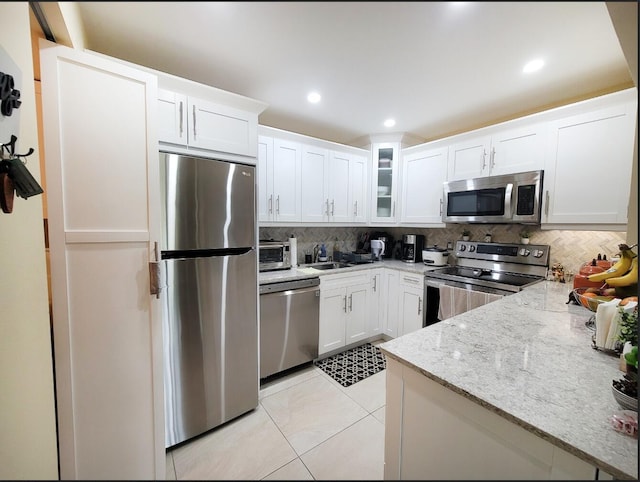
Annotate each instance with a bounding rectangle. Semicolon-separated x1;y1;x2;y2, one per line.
379;280;638;480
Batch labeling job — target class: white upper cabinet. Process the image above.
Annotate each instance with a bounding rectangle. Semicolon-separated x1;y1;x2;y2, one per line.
350;153;368;223
299;146;368;224
257;135;301;223
158;89;187;145
327;151;352;223
447;122;545;181
300;144;330;222
370;142;400;224
401;145;448;225
158;88;259;158
257;136;274;222
542;89;637;227
261;125;368;225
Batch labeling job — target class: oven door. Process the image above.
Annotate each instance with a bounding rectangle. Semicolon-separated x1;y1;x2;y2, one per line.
425;279;510;324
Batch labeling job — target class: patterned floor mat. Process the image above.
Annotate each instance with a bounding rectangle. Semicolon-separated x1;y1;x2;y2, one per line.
314;343;386;387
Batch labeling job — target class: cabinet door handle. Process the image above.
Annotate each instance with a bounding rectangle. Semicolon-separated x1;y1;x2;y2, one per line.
149;242;162;299
325;199;329;216
482;149;487;170
268;194;273;214
348;293;353;312
354;200;358;216
179;101;183;138
418;297;422;315
392;201;396;217
149;261;161;299
373;276;377;292
403;276;419;284
192;105;197;139
490;147;496;170
545;190;549;216
439;197;443;215
331;199;335;216
343;295;347;313
276;195;280;214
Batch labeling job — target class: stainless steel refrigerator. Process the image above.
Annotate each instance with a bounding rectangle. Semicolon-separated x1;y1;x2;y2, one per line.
159;152;258;448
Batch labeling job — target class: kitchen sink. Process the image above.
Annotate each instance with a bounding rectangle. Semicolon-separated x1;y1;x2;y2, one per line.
311;262;353;270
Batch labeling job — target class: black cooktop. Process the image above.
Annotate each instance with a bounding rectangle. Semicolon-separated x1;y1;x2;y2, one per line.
425;266;545;291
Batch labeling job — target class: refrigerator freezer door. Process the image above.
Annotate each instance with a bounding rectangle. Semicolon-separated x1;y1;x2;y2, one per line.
160;153;256;251
163;249;258;448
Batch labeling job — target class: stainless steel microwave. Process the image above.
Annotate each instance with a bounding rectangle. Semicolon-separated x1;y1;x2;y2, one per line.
442;170;543;224
258;240;291;272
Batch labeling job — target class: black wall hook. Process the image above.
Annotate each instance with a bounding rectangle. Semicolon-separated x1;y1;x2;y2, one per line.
1;135;34;160
0;134;42;201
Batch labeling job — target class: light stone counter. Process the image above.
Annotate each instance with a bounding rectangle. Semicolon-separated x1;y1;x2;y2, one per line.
259;258;442;285
379;280;638;480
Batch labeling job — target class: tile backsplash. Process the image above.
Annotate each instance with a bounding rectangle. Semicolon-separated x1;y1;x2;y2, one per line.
259;225;627;276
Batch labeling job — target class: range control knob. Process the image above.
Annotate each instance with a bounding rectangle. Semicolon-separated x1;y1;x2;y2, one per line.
533;249;545;258
459;244;467;251
519;248;531;257
468;245;476;252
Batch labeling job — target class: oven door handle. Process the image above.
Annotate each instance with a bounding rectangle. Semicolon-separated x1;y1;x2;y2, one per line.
425;279;446;289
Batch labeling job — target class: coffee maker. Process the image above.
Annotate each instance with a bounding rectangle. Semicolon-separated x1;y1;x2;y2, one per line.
402;234;425;263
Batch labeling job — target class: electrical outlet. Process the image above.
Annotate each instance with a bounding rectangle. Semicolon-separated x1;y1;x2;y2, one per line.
447;241;453;250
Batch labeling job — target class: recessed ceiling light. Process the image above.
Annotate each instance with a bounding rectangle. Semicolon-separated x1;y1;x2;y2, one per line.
307;91;321;103
384;118;396;128
523;59;544;73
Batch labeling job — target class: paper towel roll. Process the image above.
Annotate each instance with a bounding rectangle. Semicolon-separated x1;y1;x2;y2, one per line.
289;235;297;267
595;298;621;348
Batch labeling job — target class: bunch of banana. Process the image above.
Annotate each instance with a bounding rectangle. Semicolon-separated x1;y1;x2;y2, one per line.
587;244;637;284
605;257;638;287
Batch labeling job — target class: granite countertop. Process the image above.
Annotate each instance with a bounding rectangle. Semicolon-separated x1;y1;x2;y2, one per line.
379;280;638;480
259;258;441;285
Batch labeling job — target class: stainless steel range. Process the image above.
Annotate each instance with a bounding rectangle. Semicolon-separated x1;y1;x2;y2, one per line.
423;240;550;324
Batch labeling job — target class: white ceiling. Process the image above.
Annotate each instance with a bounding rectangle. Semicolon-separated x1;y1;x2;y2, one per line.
69;1;632;146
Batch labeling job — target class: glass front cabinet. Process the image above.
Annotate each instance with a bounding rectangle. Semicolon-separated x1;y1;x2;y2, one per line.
370;141;400;224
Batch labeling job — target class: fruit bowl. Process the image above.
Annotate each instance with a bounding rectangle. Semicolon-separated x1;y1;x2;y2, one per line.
572;287;615;312
612;385;638;411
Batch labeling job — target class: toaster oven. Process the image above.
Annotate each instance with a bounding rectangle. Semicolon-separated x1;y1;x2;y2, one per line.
259;240;291;272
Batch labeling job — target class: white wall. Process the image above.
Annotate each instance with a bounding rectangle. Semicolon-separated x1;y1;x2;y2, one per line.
606;2;638;247
0;2;58;479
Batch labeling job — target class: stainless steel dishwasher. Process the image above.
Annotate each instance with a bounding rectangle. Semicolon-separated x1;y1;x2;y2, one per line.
259;277;320;379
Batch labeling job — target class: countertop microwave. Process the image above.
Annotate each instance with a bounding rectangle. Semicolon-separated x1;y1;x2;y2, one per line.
442;170;543;224
259;240;291;272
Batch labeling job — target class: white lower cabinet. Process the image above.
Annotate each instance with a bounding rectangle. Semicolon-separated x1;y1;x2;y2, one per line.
368;269;383;337
385;358;602;480
381;268;425;338
318;271;375;355
382;269;400;338
397;272;425;336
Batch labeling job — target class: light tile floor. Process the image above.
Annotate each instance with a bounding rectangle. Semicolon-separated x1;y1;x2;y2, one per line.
165;348;387;480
